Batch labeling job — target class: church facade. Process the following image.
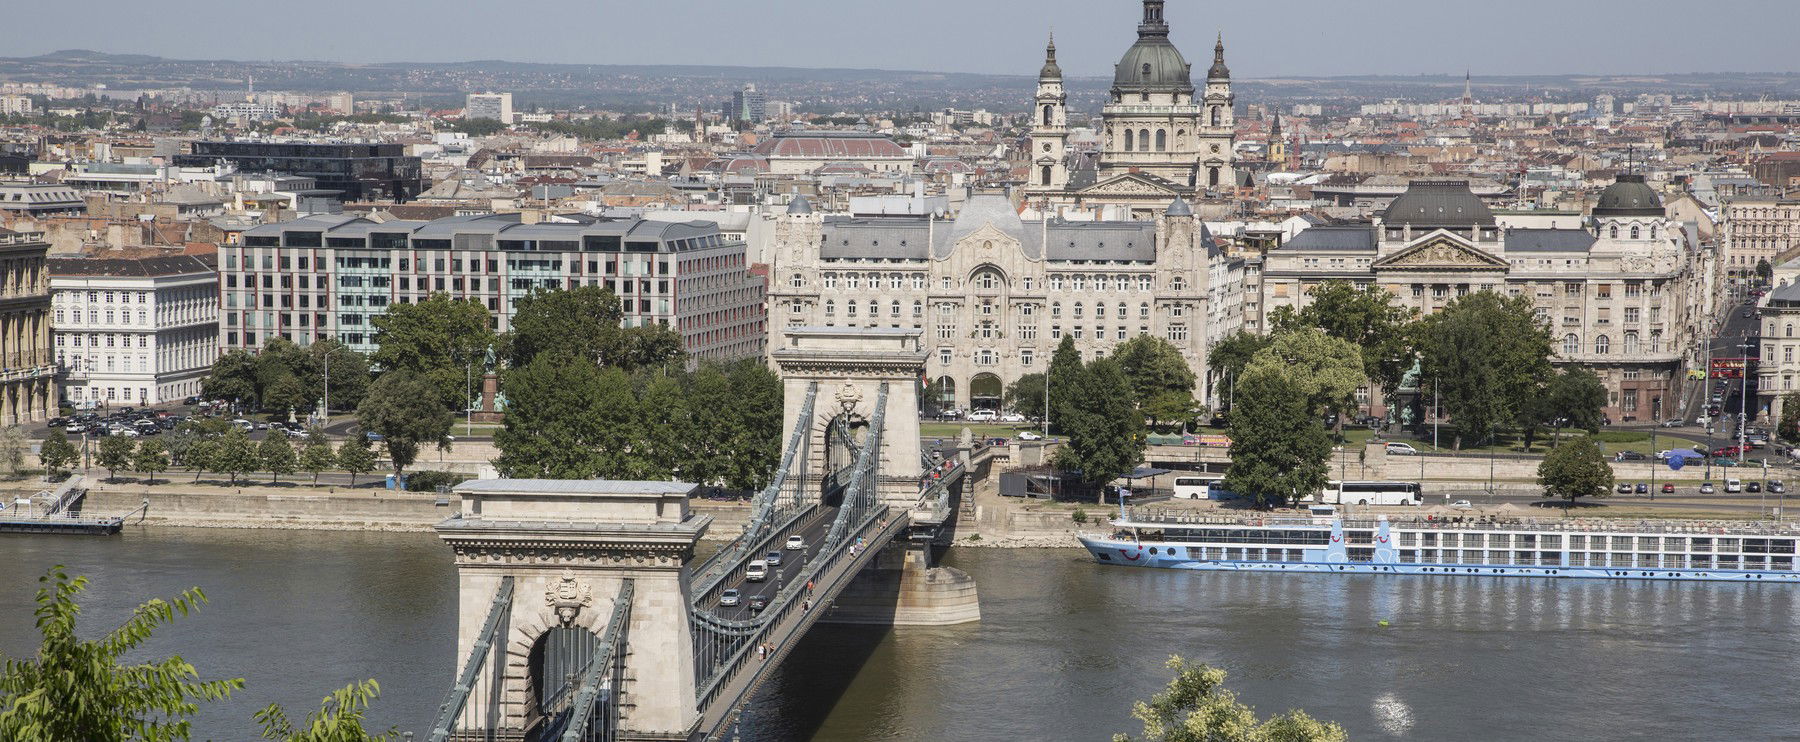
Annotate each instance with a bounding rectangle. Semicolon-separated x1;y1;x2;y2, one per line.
1026;0;1238;219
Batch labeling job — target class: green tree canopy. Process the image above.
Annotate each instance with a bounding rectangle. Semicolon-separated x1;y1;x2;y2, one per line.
1113;656;1347;742
1047;335;1084;434
503;285;623;368
300;434;335;484
97;434;135;478
0;566;244;741
254;679;396;742
0;427;27;476
1205;330;1273;411
1245;327;1367;436
134;439;170;485
494;354;617;479
1271;280;1419;396
336;437;376;486
1538;435;1613;507
1113;335;1199;428
1520;366;1611;450
1052;356;1147;493
259;431;297;484
1417;291;1553;448
1224;365;1333;509
201;349;260;408
1005;372;1047;423
370;294;495;410
1780;391;1800;445
357;370;455;479
37;429;77;476
212;427;260;485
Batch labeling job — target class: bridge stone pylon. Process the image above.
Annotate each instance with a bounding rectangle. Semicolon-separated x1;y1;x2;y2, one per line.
437;479;712;742
771;327;926;509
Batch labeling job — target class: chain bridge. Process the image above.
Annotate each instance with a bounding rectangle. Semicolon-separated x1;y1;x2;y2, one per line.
429;328;981;742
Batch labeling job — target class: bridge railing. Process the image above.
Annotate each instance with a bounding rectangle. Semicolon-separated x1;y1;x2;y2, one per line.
690;382;818;587
428;576;515;742
689;502;821;609
692;502;899;720
553;580;635;742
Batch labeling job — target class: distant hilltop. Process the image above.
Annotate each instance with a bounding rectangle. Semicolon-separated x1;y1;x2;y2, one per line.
5;49;1800;111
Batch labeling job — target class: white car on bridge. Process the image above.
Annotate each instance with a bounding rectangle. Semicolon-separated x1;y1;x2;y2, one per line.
785;535;806;550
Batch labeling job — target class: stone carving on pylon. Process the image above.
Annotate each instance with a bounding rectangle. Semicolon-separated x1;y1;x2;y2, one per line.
835;382;863;416
545;568;594;627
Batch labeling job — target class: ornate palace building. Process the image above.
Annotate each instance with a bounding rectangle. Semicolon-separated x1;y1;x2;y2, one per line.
1025;0;1239;219
0;227;54;426
764;193;1216;412
1258;177;1710;423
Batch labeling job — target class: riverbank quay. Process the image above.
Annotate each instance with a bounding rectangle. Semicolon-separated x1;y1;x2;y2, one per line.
0;478;755;536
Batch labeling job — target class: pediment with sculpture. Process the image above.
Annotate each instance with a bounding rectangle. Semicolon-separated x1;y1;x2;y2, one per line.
1075;173;1183;198
1372;235;1508;271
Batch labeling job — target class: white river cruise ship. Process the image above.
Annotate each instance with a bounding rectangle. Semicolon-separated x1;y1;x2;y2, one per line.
1079;511;1800;583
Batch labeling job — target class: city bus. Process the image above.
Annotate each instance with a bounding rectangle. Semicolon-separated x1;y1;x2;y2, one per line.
1172;474;1234;500
1318;480;1423;506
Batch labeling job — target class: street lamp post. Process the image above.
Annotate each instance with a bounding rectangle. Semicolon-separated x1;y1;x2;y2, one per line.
1740;341;1754;465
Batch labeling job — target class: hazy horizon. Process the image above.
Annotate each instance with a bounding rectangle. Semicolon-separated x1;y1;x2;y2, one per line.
11;0;1800;79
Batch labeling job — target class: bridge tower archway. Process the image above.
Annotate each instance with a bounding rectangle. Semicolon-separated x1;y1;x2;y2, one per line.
772;328;926;510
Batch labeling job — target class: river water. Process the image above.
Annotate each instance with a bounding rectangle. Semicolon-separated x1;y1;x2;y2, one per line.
3;527;1797;741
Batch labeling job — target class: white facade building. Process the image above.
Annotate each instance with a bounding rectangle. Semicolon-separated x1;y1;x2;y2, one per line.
466;92;514;123
50;255;219;407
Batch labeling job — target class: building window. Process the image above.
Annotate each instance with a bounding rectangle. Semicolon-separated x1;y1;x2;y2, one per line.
1167;324;1189;342
1022;349;1035;366
912;275;925;290
1624;307;1640;324
824;273;837;289
1050;275;1064;291
1139;303;1150;319
1171;277;1187;291
1624;332;1639;354
939;348;952;365
1051;302;1062;318
1072;276;1085;291
913;301;923;317
1594;335;1610;354
1073;303;1084;319
1564;334;1579;355
1630;225;1641;239
790;273;803;288
891;301;901;317
824;300;835;316
1138;276;1152;291
846;274;859;290
976;349;996;366
1609;225;1619;239
1116;302;1128;319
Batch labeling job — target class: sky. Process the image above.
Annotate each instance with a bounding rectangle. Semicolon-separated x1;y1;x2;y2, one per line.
16;0;1800;77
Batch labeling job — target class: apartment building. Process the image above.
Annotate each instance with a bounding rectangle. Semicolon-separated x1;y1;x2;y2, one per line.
226;213;765;363
1721;198;1800;277
49;255;218;407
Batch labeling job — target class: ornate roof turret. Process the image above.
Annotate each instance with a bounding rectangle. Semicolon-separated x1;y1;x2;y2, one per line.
1165;197;1193;217
786;193;813;215
1039;33;1062;80
1208;33;1230;80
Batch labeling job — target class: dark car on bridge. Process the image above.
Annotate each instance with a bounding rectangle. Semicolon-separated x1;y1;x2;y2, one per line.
748;597;768;613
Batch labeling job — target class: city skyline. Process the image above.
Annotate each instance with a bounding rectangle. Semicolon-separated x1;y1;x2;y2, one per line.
9;0;1800;78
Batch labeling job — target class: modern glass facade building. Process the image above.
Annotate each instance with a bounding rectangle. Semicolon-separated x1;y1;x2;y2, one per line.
226;213;765;363
175;141;425;202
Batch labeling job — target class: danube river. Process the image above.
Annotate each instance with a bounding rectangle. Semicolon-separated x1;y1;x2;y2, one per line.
3;527;1798;741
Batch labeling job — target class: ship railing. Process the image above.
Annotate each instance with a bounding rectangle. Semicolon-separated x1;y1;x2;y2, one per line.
1123;509;1800;538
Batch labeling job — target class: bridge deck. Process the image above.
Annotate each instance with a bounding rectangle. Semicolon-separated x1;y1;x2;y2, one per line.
694;510;911;740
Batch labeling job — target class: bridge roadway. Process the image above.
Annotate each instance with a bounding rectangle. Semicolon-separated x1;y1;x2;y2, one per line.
691;507;912;740
703;505;837;622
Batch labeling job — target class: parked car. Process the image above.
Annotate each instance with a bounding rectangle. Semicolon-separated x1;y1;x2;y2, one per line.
1000;412;1026;423
1385;442;1419;455
1660;418;1683;428
1662;483;1676;494
183;396;203;406
1700;482;1716;494
1748;481;1763;493
966;409;998;422
785;535;806;551
1616;483;1633;494
1449;499;1473;509
1615;451;1646;462
1017;431;1043;441
719;588;741;607
1634;483;1649;494
1727;478;1743;493
1770;481;1786;494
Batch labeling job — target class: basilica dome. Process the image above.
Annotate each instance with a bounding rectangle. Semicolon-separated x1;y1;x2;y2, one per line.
1111;0;1193;93
1592;174;1665;217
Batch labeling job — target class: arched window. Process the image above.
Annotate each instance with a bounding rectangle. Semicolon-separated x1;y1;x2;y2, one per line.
1051;302;1062;318
825;300;836;316
1608;225;1618;239
1073;302;1085;318
1650;225;1659;239
1630;225;1641;240
1042;104;1053;126
1139;129;1150;150
1117;302;1128;318
976;270;1002;290
1171;277;1188;291
1787;323;1793;338
1208;167;1220;187
789;273;803;288
1650;330;1662;351
890;300;901;317
1175;129;1185;141
1210;107;1221;126
1594;335;1610;354
1041;165;1052;185
1155;129;1167;151
1124;129;1134;152
1139;302;1151;318
1564;334;1579;355
1624;332;1639;354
